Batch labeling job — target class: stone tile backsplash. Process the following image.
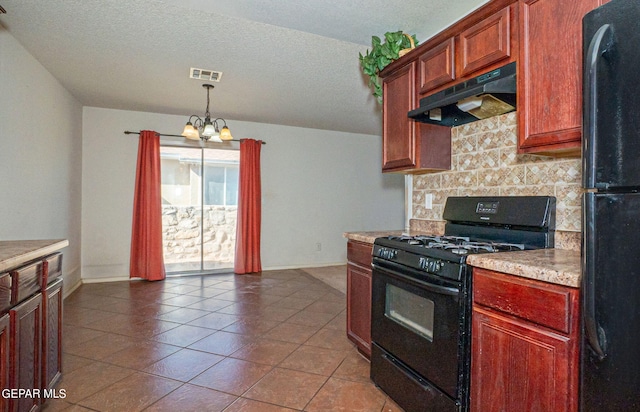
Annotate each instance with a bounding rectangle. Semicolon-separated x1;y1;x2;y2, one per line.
412;112;582;232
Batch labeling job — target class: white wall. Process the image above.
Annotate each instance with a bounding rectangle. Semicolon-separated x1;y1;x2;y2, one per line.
82;107;404;280
0;26;83;292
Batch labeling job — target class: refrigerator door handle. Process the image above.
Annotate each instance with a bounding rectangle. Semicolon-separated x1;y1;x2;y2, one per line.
583;193;607;360
583;24;614;189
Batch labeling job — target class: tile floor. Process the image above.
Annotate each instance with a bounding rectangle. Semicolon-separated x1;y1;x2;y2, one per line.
300;265;347;294
44;269;403;411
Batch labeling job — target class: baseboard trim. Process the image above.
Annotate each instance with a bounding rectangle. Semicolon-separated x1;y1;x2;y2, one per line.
81;276;130;284
262;262;346;271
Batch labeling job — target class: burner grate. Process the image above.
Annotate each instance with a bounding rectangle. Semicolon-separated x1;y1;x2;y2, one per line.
386;235;525;255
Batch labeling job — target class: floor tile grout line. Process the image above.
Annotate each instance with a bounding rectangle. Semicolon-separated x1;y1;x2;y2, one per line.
57;269;365;412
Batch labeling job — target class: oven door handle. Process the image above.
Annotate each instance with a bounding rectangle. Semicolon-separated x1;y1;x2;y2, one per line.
372;262;460;296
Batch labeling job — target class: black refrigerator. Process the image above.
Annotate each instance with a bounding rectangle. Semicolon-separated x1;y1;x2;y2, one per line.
582;0;640;410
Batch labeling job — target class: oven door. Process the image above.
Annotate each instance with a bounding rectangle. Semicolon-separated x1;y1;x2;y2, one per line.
371;259;466;399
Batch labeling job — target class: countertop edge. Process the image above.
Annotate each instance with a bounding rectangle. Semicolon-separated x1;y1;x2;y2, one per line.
0;239;69;272
466;249;581;288
343;231;404;245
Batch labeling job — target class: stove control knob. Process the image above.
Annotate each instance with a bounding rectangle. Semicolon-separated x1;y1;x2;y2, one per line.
379;248;398;259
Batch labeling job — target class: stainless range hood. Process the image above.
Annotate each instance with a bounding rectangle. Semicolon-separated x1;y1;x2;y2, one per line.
408;62;516;127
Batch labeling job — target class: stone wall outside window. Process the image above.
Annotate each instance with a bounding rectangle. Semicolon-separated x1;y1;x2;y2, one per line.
162;205;236;270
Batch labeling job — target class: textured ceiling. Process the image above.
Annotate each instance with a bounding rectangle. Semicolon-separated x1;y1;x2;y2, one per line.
0;0;489;136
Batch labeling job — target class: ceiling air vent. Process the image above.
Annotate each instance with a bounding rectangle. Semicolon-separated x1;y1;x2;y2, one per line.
189;67;222;82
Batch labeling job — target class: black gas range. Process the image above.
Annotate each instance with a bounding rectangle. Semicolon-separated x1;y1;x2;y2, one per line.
370;196;556;412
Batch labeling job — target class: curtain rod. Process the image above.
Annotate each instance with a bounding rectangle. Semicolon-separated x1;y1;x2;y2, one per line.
123;131;266;144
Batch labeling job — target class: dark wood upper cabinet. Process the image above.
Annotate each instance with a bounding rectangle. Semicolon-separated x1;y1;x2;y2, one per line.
379;0;516;173
381;60;451;174
381;62;451;173
459;7;512;76
382;62;418;172
517;0;605;155
418;38;456;95
380;0;607;167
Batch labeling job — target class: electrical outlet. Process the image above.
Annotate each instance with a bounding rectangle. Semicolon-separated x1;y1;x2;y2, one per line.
425;193;433;209
316;242;322;252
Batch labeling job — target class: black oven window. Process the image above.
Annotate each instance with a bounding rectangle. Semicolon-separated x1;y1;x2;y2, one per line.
385;284;435;341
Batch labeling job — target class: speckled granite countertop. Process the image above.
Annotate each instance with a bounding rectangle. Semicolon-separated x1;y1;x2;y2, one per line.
0;239;69;272
344;232;582;288
466;249;581;288
343;231;404;244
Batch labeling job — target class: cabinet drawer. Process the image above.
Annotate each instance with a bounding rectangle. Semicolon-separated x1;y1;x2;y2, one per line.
459;6;511;76
0;273;11;314
473;268;577;334
347;241;373;268
44;253;63;287
11;260;44;305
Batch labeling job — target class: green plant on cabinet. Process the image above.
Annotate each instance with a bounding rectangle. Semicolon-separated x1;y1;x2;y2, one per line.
359;31;418;104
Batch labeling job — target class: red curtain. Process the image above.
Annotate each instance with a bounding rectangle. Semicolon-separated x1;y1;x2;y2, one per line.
129;130;166;281
234;138;263;274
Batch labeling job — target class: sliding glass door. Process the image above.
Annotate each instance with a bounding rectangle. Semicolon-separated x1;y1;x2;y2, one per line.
160;145;239;274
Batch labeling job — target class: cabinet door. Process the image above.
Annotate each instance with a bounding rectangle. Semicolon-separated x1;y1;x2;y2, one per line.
459;6;512;77
518;0;601;154
382;62;451;173
9;294;41;412
0;314;9;412
418;38;455;95
42;279;63;392
382;62;417;172
346;263;372;358
472;305;577;412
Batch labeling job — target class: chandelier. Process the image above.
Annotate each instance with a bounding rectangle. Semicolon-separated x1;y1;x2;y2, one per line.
181;84;233;142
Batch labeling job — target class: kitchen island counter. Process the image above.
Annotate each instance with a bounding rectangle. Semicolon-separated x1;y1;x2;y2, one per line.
0;239;69;272
467;248;581;288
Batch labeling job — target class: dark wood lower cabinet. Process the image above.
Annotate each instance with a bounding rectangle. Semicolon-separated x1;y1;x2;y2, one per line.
472;306;575;411
0;314;9;412
9;294;41;412
346;263;372;357
471;267;579;411
346;240;373;358
0;247;65;412
42;279;63;392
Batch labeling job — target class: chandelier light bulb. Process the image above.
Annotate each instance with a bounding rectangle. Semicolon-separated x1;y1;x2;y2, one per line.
181;84;234;143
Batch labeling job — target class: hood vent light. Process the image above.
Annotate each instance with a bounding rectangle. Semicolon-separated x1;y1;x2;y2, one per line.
408;62;516;127
190;68;222;82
